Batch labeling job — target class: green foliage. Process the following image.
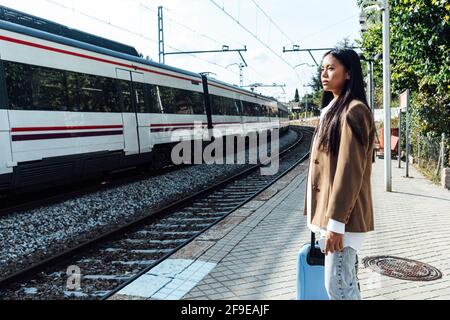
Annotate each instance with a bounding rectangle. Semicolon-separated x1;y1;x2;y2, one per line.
358;0;450;150
294;88;299;102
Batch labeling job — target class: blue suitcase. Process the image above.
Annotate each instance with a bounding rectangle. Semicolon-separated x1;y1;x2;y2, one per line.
296;232;329;300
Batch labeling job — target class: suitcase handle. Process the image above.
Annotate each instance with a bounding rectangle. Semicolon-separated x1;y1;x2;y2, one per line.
311;231;316;249
308;232;325;266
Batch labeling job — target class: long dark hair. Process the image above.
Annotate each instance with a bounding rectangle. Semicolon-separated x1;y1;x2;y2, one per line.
317;48;370;156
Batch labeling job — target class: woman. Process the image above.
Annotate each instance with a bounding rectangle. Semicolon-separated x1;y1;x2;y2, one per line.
303;48;376;300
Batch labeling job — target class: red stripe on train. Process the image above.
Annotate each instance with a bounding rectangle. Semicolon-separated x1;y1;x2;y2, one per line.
0;35;201;84
11;125;123;132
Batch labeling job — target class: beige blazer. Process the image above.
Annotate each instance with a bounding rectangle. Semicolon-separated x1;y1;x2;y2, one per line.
303;99;375;233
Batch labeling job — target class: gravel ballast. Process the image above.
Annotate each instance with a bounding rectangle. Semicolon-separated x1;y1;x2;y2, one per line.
0;129;299;278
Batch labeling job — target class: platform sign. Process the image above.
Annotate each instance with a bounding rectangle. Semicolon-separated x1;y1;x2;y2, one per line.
400;90;409;111
400;90;410;177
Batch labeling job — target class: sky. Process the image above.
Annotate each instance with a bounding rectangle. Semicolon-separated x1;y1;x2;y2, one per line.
0;0;363;102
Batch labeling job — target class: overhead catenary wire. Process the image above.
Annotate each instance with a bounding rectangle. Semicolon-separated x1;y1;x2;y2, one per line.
117;1;289;94
208;0;301;82
250;0;296;46
137;2;247;49
43;0;287;96
46;0;158;44
43;0;257;85
133;2;261;85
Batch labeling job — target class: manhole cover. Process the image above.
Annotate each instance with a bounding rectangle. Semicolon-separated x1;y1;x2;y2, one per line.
362;256;443;281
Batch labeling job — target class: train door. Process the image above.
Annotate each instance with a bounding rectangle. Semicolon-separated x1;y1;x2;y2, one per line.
116;68;143;155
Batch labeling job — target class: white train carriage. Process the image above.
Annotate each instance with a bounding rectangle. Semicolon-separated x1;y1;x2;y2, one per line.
277;102;290;132
0;6;289;192
207;78;280;137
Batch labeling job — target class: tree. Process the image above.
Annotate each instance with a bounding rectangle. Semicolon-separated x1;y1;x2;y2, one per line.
336;37;356;49
294;89;299;102
358;0;449;141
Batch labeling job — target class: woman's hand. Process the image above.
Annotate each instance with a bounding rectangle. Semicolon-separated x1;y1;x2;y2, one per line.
324;230;344;255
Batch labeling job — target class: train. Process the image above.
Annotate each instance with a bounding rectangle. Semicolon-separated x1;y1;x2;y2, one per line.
0;6;290;193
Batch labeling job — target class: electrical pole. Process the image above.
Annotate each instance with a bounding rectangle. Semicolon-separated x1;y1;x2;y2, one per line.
239;64;244;87
368;60;374;114
382;0;392;191
361;0;391;192
158;6;165;64
226;63;246;87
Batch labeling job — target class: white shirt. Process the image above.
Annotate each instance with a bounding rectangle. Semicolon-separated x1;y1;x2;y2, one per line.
306;99;366;251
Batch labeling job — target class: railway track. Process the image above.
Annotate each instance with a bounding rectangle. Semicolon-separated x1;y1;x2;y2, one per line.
0;163;184;218
0;126;314;300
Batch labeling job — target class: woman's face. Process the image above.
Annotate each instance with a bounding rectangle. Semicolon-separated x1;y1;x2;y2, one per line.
321;54;350;96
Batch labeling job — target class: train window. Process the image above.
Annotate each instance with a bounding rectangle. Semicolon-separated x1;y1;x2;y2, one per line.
210;95;224;115
174;89;194;115
78;74;111;112
234;100;243;115
4;61;122;113
4;61;74;111
103;77;119;112
223;97;239;116
119;80;133;113
269;106;276;117
159;87;178;114
158;86;196;115
133;82;146;113
145;84;161;113
222;97;232;115
158;86;173;113
70;73;118;113
241;101;250;116
3;61;33;110
32;67;68;111
66;71;79;111
210;95;242;116
191;92;205;115
252;103;260;116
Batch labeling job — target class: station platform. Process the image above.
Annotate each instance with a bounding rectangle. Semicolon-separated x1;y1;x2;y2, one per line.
110;157;450;300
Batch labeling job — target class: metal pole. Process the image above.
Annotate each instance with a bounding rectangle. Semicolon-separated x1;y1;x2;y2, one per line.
305;96;308;119
382;0;392;191
369;60;375;114
418;134;421;167
239;64;243;87
405;90;410;177
158;6;165;64
444;133;447;169
398;111;402;168
366;62;371;107
442;133;446;172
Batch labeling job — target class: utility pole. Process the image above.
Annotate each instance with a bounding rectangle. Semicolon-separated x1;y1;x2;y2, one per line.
382;0;392;191
157;8;248;69
226;63;246;87
305;95;308;118
368;60;375;114
359;54;375;114
158;6;165;64
361;0;391;192
239;64;244;87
